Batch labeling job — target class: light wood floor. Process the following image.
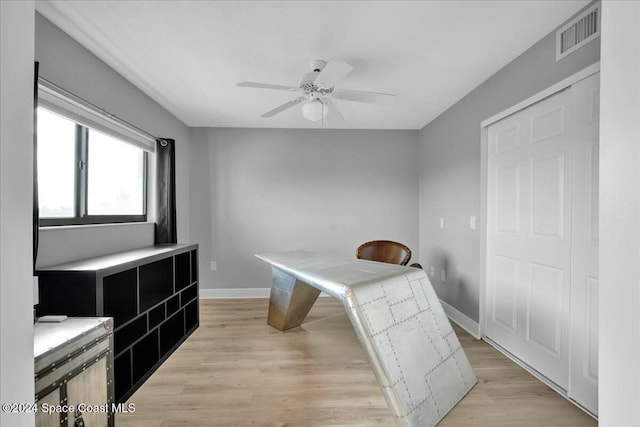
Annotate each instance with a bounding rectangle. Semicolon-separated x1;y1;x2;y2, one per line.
117;298;596;426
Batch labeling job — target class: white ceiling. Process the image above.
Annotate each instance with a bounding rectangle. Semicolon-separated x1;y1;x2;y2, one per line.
36;1;589;130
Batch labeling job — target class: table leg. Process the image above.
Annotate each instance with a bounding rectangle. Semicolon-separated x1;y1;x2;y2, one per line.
267;267;321;331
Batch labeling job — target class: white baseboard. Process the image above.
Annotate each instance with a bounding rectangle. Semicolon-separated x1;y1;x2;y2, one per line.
200;288;331;299
439;299;481;339
200;288;271;299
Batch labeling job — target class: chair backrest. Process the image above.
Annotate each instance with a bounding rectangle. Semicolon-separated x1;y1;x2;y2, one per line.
356;240;412;266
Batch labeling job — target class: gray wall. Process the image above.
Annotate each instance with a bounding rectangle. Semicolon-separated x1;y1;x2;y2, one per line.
37;222;155;267
190;128;419;290
418;4;600;322
0;2;35;425
34;13;191;267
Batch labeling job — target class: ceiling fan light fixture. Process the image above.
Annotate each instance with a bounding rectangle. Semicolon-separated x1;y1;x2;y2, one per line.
238;59;395;122
301;99;327;122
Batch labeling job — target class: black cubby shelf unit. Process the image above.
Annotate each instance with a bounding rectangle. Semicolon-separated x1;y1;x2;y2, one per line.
36;244;199;403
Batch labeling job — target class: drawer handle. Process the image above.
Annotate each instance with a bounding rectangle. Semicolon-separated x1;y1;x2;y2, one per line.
74;409;85;427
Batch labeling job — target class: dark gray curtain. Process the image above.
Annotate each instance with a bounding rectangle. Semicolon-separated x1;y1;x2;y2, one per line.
33;61;39;273
154;138;177;244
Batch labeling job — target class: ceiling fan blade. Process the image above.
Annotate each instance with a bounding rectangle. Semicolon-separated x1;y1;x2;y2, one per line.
323;99;345;122
314;60;353;88
332;88;396;104
237;81;298;91
260;96;306;118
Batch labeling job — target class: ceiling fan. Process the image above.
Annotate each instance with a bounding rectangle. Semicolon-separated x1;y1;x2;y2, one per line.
237;59;395;122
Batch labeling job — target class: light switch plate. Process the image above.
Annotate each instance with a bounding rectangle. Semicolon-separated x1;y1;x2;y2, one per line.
33;276;39;306
440;217;445;229
210;261;217;271
440;269;446;282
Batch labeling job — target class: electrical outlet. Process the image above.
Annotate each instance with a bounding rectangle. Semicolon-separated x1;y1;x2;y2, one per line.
440;269;446;282
210;261;217;271
470;216;477;230
430;266;435;277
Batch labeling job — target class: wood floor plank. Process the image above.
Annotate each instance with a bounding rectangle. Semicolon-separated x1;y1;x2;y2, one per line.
117;298;596;426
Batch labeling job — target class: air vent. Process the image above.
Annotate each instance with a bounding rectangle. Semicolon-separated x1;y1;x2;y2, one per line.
556;2;600;61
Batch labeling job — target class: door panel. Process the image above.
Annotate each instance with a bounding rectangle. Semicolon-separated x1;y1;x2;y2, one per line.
496;125;520;153
493;255;519;330
496;164;520;233
486;88;573;389
66;357;108;427
585;276;599;380
587;143;599;241
531;106;566;143
527;262;563;354
35;388;60;427
568;73;600;414
531;154;565;238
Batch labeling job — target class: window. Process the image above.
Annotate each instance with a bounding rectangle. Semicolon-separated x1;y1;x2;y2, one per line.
37;107;147;226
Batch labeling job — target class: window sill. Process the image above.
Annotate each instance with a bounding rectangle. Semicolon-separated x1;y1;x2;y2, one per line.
39;221;155;231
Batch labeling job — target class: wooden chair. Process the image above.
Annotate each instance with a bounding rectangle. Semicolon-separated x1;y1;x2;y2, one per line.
356;240;422;268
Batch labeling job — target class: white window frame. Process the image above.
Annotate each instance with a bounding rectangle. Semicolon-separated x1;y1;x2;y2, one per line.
37;79;155;226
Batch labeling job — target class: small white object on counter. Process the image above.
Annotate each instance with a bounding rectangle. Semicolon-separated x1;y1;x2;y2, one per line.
37;315;68;323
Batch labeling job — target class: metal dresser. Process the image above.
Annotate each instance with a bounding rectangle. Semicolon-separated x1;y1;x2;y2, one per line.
34;317;114;427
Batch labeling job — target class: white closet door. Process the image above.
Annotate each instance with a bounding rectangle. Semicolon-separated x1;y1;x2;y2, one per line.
486;89;574;389
568;73;599;414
